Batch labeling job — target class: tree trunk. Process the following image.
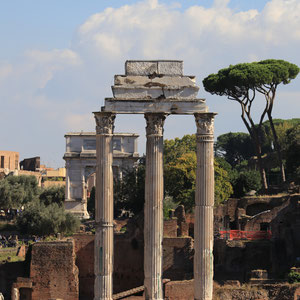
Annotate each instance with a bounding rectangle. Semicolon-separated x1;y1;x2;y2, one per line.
267;112;286;183
255;141;268;192
241;116;268;192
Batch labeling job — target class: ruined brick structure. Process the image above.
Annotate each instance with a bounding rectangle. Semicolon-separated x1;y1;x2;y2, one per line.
8;241;79;300
19;157;40;172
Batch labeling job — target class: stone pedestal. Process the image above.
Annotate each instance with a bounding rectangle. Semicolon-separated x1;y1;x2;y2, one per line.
144;113;166;300
194;113;215;300
94;112;116;300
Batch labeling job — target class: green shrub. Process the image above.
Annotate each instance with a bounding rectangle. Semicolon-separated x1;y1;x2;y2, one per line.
39;186;65;206
287;270;300;283
232;169;262;198
163;196;178;220
17;200;80;236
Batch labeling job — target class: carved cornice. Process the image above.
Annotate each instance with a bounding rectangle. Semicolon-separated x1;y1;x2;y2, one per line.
94;112;116;135
145;113;167;136
194;113;215;136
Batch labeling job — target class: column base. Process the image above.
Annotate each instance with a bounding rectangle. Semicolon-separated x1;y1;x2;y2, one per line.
94;274;113;300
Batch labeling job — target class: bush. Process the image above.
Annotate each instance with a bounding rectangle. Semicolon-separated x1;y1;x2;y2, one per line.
163;196;178;220
17;200;80;236
287;270;300;283
215;160;233;205
39;186;65;206
232;169;262;198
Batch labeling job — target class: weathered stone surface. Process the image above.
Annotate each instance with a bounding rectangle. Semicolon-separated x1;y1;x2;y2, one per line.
125;60;183;76
103;99;207;114
144;113;166;300
112;86;199;100
157;61;183;76
30;241;79;300
114;75;196;87
194;113;216;300
165;280;194;300
94;112;115;300
126;61;158;76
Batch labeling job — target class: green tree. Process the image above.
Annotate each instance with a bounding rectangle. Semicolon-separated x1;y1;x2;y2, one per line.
164;152;197;211
203;59;299;190
39;186;65;206
114;160;146;217
17;200;80;236
164;134;196;164
216;132;254;166
0;175;40;209
285;124;300;183
261;118;300;158
164;147;233;210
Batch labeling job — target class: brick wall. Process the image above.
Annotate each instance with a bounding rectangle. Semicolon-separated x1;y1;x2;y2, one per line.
30;241;79;300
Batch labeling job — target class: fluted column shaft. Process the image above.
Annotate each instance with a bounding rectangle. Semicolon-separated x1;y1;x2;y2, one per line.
94;112;116;300
65;161;70;200
81;166;87;203
144;113;166;300
194;113;216;300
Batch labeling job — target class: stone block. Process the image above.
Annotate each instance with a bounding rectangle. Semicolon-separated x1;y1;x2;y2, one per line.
164;219;178;238
114;75;196;87
165;280;194;300
157;61;183;75
179;222;189;237
125;61;158;75
103;99;207;115
125;60;183;76
112;86;199;100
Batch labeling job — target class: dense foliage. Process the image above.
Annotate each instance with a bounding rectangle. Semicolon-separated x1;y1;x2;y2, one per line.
216;132;254;166
0;175;39;209
0;175;80;236
164;134;233;211
39;185;65;206
287;270;300;284
285;124;300;184
17;200;80;236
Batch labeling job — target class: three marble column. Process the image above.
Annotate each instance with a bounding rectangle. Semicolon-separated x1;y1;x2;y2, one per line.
94;111;215;300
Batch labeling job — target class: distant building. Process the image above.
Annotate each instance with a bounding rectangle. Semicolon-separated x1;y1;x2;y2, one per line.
63;132;139;218
0;150;19;171
20;156;40;171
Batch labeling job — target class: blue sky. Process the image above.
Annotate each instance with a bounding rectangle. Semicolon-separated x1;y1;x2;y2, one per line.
1;0;299;168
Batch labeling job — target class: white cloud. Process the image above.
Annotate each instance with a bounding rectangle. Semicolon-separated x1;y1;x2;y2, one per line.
0;62;13;81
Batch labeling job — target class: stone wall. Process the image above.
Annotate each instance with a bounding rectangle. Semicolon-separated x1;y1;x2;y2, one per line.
164;280;300;300
214;239;272;282
30;241;79;300
72;233;194;299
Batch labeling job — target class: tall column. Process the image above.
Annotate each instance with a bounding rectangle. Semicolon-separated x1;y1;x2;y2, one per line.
194;113;216;300
144;113;166;300
94;112;116;300
81;166;87;203
65;161;70;200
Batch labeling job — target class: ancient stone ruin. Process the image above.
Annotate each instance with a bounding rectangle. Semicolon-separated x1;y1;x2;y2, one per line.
93;60;216;300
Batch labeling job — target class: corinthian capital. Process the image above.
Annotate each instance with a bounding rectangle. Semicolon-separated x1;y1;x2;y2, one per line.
145;113;167;136
94;112;116;135
194;113;216;136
